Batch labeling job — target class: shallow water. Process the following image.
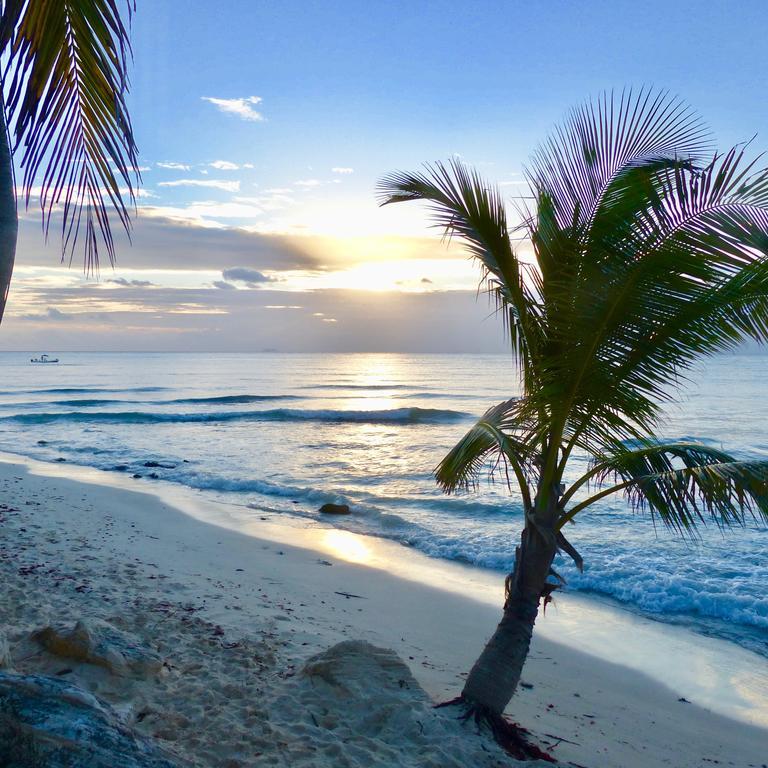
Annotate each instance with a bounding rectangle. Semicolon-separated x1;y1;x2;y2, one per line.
1;351;766;656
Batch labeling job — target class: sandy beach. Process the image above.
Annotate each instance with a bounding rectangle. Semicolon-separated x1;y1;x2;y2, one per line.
1;455;767;767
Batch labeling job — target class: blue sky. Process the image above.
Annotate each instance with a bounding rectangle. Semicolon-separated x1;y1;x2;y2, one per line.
4;0;768;351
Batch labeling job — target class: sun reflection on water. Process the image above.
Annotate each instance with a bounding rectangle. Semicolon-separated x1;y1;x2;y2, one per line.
321;529;372;564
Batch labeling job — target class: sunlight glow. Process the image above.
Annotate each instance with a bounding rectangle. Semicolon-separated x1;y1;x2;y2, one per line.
321;530;372;564
275;258;478;292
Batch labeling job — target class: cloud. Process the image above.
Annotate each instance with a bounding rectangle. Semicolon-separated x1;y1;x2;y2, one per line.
147;201;266;223
421;277;433;284
294;179;322;188
158;179;241;193
331;167;354;175
212;280;236;290
157;162;191;171
22;307;72;322
233;192;294;211
106;278;154;288
207;160;254;171
202;96;264;122
222;267;272;285
16;210;325;274
209;160;239;171
6;279;508;353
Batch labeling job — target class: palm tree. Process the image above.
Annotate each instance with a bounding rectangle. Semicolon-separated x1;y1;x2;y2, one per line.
0;0;138;323
378;89;768;755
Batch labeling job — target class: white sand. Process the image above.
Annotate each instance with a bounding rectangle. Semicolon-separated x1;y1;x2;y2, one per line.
1;456;766;767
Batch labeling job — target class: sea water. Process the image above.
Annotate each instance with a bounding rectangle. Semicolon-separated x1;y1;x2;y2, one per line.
0;351;765;657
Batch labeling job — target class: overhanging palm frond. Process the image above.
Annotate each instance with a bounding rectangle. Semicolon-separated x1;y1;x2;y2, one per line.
377;159;544;376
435;398;537;509
561;441;768;533
0;0;139;272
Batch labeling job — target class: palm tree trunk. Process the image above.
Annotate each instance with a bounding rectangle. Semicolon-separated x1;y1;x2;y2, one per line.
460;522;557;715
0;96;17;324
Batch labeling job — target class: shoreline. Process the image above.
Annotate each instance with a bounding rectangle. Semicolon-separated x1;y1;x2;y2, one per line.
8;450;768;727
1;453;767;766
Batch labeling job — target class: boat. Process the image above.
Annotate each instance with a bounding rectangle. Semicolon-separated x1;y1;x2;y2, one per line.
30;354;59;364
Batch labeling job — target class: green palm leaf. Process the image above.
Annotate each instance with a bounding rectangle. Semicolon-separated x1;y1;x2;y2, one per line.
561;441;768;533
381;88;768;539
435;398;537;509
555;147;768;456
377;159;545;385
525;87;711;234
0;0;138;272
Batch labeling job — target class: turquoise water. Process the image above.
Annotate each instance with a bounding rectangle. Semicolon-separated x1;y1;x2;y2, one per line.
0;351;766;656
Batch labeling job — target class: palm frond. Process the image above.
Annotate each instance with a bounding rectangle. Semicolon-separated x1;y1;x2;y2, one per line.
545;145;768;457
0;98;16;324
562;440;768;533
435;398;537;508
381;91;768;541
377;159;544;377
525;87;711;233
1;0;139;271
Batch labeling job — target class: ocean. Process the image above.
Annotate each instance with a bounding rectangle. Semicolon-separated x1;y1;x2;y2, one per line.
0;351;766;657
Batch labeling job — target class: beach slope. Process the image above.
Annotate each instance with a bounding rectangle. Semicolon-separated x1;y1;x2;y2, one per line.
0;458;766;767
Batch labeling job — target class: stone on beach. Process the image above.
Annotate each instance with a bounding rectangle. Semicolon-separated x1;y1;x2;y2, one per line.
318;503;351;515
0;672;180;768
33;619;163;679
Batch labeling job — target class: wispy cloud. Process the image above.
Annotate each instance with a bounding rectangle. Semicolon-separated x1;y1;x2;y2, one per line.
294;179;322;188
6;266;507;352
208;160;237;171
207;160;255;171
157;162;191;171
222;267;273;286
331;167;354;174
22;307;72;322
106;278;155;288
210;160;239;171
234;192;293;211
158;179;241;192
202;96;265;122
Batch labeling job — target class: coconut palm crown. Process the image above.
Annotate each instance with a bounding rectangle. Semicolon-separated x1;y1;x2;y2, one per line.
378;88;768;745
0;0;138;322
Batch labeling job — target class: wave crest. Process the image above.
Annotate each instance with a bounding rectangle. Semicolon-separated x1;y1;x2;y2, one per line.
3;406;468;426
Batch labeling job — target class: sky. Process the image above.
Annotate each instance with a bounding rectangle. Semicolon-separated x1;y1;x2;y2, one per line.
4;0;768;352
